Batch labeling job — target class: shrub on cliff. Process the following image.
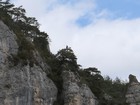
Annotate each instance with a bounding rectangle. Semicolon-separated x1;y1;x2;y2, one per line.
55;46;80;72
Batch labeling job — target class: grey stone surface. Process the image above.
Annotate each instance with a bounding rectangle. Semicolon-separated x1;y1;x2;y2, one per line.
62;71;98;105
0;20;18;67
0;20;57;105
32;50;51;74
0;20;99;105
126;74;140;105
0;65;57;105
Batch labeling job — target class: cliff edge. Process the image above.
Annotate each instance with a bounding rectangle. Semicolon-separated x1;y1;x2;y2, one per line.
0;20;57;105
0;19;98;105
126;74;140;105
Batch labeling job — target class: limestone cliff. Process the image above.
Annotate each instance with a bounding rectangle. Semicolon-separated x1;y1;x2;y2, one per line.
126;74;140;105
62;71;98;105
0;20;57;105
0;20;98;105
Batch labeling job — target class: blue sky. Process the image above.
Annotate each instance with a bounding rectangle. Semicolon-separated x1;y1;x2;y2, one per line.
11;0;140;80
11;0;140;26
75;0;140;27
96;0;140;19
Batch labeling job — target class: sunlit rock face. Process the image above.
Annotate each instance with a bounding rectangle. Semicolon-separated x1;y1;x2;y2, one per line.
62;71;98;105
126;74;140;105
0;20;57;105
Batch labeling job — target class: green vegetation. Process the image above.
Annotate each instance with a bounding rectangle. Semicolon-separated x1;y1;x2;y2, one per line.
0;1;129;105
55;46;80;71
79;68;128;105
80;69;128;105
48;46;128;105
0;0;50;66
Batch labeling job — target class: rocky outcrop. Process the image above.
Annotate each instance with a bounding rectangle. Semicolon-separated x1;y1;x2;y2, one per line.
0;20;99;105
0;20;57;105
62;71;98;105
126;74;140;105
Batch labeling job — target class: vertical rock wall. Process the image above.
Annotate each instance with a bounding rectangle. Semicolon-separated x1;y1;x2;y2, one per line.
0;20;57;105
0;21;18;67
62;71;98;105
0;65;57;105
126;74;140;105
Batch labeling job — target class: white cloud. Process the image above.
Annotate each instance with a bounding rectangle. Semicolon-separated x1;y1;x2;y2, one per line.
71;19;140;80
12;0;140;81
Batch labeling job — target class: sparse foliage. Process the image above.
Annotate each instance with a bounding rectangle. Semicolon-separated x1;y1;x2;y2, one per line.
56;46;79;71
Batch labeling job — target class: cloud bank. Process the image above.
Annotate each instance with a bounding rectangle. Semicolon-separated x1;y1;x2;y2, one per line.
11;0;140;80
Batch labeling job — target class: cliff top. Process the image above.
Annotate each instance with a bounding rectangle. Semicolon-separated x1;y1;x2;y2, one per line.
129;74;139;83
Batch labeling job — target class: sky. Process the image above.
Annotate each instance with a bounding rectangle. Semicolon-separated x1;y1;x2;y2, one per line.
10;0;140;81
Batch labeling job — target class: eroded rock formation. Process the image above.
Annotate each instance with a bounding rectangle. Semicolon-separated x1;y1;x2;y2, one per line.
126;74;140;105
62;71;98;105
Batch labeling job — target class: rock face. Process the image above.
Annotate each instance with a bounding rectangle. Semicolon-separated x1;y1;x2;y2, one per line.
0;20;99;105
62;71;98;105
0;21;18;67
0;20;57;105
126;74;140;105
